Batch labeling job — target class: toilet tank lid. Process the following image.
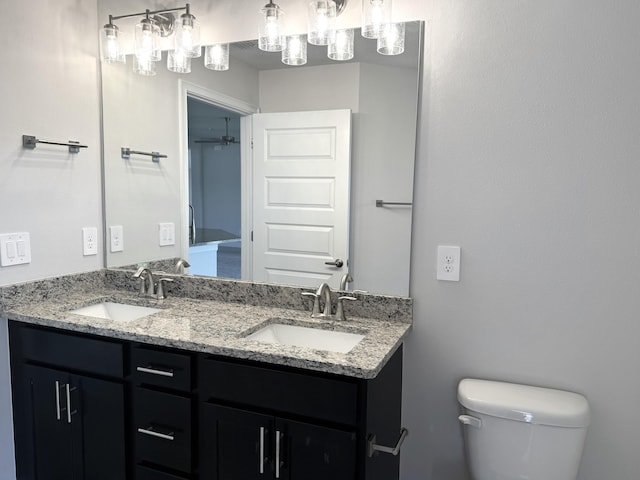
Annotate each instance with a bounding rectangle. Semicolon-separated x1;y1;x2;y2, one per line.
458;379;590;427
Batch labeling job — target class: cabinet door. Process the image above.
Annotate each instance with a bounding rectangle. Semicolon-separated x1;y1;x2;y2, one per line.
21;365;125;480
280;418;357;480
201;403;273;480
74;374;126;480
24;364;75;480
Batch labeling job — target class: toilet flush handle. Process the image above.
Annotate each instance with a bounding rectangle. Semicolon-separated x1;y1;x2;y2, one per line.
458;415;482;429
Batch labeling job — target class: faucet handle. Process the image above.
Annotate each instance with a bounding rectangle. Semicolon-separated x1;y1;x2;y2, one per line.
157;278;174;301
336;295;358;321
301;292;321;316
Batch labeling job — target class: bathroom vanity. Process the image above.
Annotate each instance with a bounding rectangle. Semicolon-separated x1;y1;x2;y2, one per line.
1;270;411;480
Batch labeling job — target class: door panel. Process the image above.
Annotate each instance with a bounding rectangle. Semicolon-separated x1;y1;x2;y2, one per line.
280;418;357;480
24;365;74;480
201;403;273;480
252;110;351;289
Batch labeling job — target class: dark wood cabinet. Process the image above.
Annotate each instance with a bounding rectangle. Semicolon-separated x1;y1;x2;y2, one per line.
9;321;403;480
200;404;356;480
14;361;125;480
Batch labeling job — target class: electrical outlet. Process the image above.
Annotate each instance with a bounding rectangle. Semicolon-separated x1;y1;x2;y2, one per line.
82;227;98;256
110;225;124;252
437;245;460;281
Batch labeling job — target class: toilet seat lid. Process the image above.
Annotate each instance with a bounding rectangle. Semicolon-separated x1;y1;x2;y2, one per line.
458;378;590;427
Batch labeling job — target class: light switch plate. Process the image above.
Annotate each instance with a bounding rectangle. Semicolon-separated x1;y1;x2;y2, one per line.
82;227;98;256
110;225;124;252
159;223;175;246
0;232;32;266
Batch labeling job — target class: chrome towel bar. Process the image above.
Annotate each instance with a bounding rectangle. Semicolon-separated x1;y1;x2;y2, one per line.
376;200;412;207
22;135;87;153
367;427;408;457
121;147;167;163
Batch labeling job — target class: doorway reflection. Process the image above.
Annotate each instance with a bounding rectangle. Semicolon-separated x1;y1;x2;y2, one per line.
187;97;242;278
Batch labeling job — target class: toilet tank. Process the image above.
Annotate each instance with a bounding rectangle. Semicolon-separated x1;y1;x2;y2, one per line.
458;379;590;480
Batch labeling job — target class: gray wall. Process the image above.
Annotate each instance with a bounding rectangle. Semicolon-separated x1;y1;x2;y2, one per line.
402;1;640;479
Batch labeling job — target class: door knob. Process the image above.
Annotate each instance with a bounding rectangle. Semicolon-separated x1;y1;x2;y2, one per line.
324;259;344;268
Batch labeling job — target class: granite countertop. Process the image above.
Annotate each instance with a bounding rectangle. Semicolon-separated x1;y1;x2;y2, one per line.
2;274;411;379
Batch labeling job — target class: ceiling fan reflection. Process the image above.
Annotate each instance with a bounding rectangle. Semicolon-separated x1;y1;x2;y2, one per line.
194;117;240;146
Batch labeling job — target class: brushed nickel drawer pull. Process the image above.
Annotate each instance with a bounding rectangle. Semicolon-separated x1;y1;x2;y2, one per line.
137;426;175;441
136;366;175;378
259;426;265;474
55;381;61;421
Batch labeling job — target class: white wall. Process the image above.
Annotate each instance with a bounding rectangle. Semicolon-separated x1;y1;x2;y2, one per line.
403;1;640;479
0;2;103;477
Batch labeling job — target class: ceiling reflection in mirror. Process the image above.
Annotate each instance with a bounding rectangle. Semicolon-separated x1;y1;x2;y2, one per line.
102;21;423;296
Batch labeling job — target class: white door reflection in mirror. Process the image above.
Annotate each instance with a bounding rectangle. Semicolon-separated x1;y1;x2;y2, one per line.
252;110;351;289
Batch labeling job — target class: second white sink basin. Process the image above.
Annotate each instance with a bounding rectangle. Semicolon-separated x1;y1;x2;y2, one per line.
70;302;161;322
246;323;365;353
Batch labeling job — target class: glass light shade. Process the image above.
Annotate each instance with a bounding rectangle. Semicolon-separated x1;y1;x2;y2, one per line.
204;44;230;71
328;28;354;61
167;49;191;73
175;13;201;58
377;22;405;55
282;35;307;66
259;4;285;52
100;24;125;64
133;54;157;76
135;18;161;62
362;0;391;39
308;1;336;46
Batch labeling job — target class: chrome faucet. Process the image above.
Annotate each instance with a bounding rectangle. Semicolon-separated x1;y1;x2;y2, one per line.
133;267;174;300
302;282;334;318
340;273;353;291
175;258;190;274
133;267;155;296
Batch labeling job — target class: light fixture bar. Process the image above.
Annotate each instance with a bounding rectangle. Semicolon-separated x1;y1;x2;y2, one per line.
109;5;188;22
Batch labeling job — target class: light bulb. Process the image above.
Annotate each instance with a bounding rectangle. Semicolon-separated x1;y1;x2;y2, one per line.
282;34;307;66
362;0;391;39
259;3;285;52
308;1;336;46
205;44;230;71
328;28;354;61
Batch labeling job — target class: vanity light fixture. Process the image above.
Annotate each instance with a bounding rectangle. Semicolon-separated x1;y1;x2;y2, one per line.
204;44;230;71
175;4;202;58
328;28;354;61
167;49;192;73
361;0;391;39
377;22;405;55
258;1;285;52
282;35;307;65
307;1;337;46
100;4;200;75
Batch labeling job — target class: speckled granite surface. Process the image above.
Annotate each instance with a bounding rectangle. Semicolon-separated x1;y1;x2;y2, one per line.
0;270;412;379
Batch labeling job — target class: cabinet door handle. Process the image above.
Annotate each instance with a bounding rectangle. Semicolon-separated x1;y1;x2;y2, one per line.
65;384;77;424
259;426;265;474
136;366;175;378
137;426;175;441
275;430;282;479
55;381;61;421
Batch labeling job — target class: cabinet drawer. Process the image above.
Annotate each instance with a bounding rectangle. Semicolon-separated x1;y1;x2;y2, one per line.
136;465;188;480
132;346;192;392
134;388;192;473
200;358;358;426
16;325;123;378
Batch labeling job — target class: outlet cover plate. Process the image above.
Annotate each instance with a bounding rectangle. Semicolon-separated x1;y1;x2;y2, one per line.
159;223;175;246
82;227;98;256
437;245;460;281
110;225;124;252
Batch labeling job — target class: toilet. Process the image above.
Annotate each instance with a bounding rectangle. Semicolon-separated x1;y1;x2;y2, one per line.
457;378;590;480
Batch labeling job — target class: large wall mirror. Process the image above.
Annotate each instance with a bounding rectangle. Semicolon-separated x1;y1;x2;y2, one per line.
101;5;423;297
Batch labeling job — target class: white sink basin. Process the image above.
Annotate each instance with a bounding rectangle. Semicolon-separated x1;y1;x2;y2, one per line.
246;323;365;353
70;302;161;322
